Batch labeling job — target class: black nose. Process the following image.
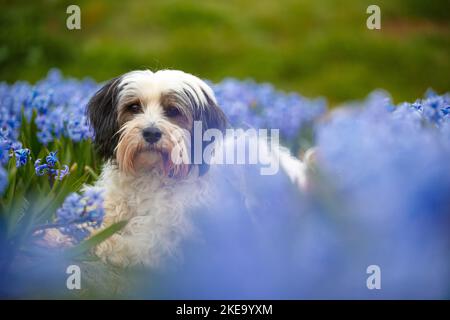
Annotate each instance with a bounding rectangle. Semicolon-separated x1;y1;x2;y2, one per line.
142;127;162;143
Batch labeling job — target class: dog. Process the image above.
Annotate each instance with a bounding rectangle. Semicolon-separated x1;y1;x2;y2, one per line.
86;69;309;268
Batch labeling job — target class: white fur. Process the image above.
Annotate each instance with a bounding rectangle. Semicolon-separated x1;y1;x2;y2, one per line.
93;164;212;268
118;69;216;108
93;142;307;268
91;70;309;268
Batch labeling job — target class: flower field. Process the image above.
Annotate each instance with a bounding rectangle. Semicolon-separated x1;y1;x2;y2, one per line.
0;70;449;298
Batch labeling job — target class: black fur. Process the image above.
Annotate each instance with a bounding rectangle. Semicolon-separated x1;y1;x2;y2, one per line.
87;75;227;176
182;84;228;176
86;76;122;159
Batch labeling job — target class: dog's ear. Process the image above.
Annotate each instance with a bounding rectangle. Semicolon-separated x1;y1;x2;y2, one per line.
87;76;122;159
198;88;228;133
191;88;228;176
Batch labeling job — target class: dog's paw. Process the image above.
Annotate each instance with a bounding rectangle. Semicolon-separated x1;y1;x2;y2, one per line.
94;233;132;268
34;228;74;248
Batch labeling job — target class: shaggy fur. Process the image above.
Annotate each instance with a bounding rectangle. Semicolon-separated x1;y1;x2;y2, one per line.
93;163;211;267
86;69;307;268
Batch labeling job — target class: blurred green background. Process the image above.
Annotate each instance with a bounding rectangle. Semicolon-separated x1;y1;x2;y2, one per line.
0;0;449;105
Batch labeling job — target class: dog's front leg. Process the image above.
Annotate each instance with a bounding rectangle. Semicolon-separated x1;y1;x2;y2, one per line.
94;232;134;268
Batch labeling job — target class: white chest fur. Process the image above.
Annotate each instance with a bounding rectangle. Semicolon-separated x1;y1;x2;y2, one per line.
93;162;211;268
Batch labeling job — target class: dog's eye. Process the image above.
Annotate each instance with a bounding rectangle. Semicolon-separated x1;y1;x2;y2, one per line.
128;104;142;113
165;106;180;118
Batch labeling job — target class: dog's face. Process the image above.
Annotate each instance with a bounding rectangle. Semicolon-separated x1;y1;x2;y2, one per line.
87;70;227;178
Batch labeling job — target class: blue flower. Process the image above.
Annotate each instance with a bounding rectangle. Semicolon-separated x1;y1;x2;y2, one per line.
34;159;49;176
213;78;326;139
55;165;69;181
13;148;30;168
55;188;105;242
1;69;450;297
34;151;69;180
1;69;328;147
0;128;21;165
56;193;84;223
63;225;91;243
36;130;54;145
45;151;58;167
0;69;100;147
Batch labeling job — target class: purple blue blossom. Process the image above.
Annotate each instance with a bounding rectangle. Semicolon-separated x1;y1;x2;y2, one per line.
160;90;450;299
34;151;70;180
0;70;449;298
305;91;450;298
0;128;22;165
1;70;327;148
54;165;69;181
45;151;58;167
13;148;30;168
213;78;327;139
55;188;105;242
34;159;48;176
0;69;99;146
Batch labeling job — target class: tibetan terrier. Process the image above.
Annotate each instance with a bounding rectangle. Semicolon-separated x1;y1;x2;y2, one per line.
85;69;308;268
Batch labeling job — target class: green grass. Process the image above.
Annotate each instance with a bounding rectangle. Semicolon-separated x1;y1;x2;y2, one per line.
0;0;449;105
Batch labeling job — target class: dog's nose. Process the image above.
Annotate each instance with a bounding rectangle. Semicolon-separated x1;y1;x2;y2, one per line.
142;127;162;144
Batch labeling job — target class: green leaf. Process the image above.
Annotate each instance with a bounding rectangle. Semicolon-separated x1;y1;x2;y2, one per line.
6;194;29;236
64;221;128;258
3;159;17;213
84;166;99;180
